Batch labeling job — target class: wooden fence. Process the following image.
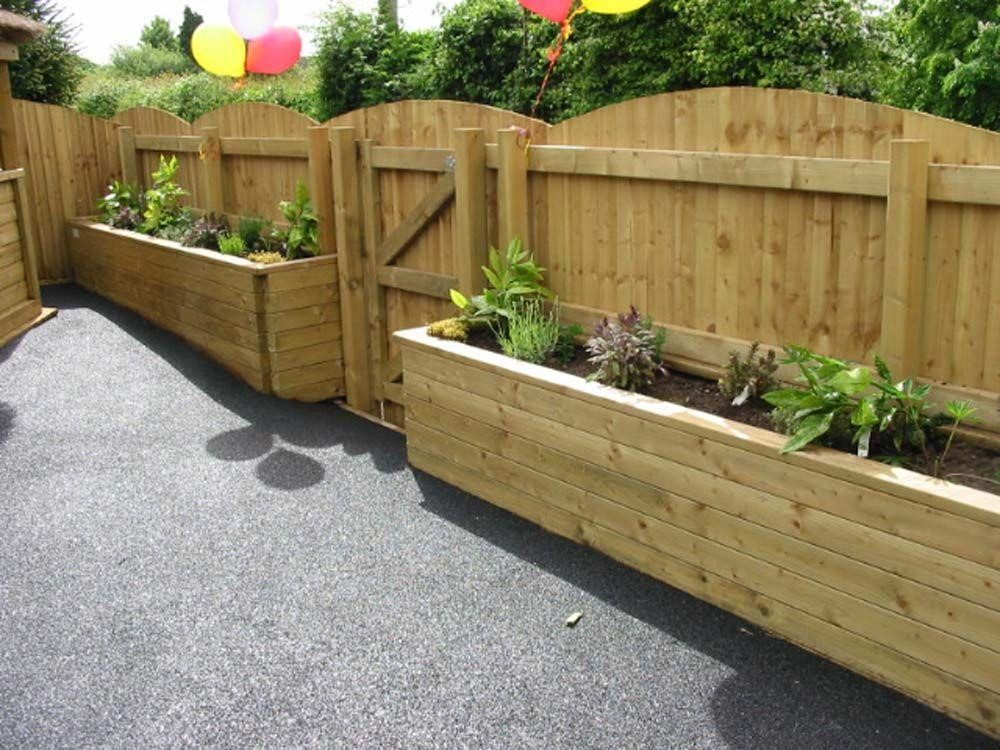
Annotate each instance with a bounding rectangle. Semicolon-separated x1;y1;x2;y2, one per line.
12;89;1000;427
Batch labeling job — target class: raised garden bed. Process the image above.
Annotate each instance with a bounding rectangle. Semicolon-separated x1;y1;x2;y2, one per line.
67;218;344;402
395;326;1000;739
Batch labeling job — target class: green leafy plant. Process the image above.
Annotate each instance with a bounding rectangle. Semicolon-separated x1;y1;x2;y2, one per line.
763;347;945;457
141;155;188;235
586;306;667;392
494;300;561;364
718;341;779;406
97;180;144;228
218;233;247;257
933;401;979;478
181;212;229;250
154;211;194;242
276;181;319;260
764;346;874;454
450;238;553;325
237;215;274;253
868;355;943;457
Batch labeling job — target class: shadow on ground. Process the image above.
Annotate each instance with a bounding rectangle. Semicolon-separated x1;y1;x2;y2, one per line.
414;469;994;749
44;285;406;490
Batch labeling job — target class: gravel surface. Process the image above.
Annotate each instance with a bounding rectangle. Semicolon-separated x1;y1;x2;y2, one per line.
0;285;992;750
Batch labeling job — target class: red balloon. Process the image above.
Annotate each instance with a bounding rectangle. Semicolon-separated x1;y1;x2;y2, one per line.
518;0;574;23
246;27;302;75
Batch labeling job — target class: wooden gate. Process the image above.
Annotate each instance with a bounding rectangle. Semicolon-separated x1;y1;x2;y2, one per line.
331;126;499;425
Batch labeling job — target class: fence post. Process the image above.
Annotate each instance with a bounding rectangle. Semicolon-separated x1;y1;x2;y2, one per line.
307;126;335;256
453;128;487;295
497;127;529;249
117;126;138;185
199;126;224;214
330;126;373;412
880;139;930;376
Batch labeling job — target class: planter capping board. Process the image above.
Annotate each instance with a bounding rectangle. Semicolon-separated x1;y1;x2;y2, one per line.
395;326;1000;740
67;218;345;402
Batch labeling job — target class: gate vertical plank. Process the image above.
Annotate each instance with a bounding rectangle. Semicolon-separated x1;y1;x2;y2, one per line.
307;126;336;255
331;127;373;411
360;139;388;403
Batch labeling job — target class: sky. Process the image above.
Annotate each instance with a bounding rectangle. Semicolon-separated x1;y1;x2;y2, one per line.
61;0;461;64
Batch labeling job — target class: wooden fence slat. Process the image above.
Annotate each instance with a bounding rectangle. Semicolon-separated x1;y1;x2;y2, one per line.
330;126;372;411
117;126;138;185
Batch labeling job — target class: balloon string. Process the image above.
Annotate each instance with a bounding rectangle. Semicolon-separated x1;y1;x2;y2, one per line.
527;5;586;139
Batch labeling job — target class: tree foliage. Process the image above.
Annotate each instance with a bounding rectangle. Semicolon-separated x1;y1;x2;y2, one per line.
314;5;433;120
140;16;177;50
677;0;888;100
1;0;82;105
178;6;203;62
885;0;1000;130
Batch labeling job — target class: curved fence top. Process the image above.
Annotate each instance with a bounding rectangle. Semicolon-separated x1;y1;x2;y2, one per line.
548;87;1000;165
193;101;319;136
114;106;193;135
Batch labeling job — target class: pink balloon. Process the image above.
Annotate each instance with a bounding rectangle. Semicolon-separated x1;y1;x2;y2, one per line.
246;27;302;75
518;0;574;23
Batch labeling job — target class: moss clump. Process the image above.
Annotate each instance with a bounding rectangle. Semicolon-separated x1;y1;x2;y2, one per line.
427;317;470;341
247;251;285;265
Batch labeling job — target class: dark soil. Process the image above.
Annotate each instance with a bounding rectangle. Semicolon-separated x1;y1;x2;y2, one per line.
465;331;1000;494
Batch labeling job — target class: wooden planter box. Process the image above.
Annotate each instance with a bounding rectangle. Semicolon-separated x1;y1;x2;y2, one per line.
395;327;1000;739
67;219;344;402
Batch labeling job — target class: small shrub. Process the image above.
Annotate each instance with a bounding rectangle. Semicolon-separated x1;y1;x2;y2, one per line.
869;355;944;456
427;317;470;341
586;306;667;392
495;301;560;364
141;155;188;235
277;181;319;259
181;213;229;250
154;210;194;242
718;341;779;405
450;238;553;325
97;180;143;226
237;215;274;253
109;206;143;231
763;347;874;454
110;45;193;78
247;251;284;265
218;233;247;257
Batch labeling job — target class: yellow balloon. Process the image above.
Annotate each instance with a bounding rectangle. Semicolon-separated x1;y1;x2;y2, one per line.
582;0;651;13
191;24;246;78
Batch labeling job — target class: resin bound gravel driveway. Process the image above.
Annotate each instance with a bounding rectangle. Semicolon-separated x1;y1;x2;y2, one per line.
0;285;992;750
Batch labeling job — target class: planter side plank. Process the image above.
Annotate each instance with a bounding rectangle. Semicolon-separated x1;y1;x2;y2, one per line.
405;390;1000;653
397;331;1000;739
